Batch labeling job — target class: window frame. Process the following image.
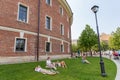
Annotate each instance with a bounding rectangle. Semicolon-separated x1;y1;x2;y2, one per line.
60;24;64;35
14;37;27;52
17;3;29;23
45;16;52;30
59;6;63;15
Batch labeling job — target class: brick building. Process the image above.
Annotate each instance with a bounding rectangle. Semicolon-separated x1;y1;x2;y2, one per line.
0;0;73;60
100;33;111;43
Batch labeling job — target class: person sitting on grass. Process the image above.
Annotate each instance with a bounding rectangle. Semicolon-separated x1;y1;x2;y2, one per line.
54;60;67;68
35;65;58;75
46;57;57;70
82;53;90;64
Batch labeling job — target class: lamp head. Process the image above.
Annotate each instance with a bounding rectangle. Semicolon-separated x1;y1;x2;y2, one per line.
91;5;99;13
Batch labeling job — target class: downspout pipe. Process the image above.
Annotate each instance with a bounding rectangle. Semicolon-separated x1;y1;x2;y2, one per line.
36;0;40;61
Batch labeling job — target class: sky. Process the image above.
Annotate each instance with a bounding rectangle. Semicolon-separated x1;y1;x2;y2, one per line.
66;0;120;40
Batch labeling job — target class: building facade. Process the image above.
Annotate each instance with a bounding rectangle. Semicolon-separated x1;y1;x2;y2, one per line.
100;33;111;43
0;0;73;58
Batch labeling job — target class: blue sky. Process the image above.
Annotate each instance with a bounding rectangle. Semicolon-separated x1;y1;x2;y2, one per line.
67;0;120;40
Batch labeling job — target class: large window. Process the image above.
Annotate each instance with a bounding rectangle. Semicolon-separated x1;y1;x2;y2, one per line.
46;16;52;30
45;42;51;52
15;38;26;52
18;4;28;22
60;24;64;35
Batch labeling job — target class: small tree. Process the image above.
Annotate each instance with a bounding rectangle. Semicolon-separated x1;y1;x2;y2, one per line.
78;24;98;56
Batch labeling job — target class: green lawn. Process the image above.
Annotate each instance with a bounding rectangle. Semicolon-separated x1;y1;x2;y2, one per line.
0;57;117;80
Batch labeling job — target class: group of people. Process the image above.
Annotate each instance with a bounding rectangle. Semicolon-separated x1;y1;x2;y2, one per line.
34;54;91;75
35;57;67;75
108;50;120;59
34;49;120;75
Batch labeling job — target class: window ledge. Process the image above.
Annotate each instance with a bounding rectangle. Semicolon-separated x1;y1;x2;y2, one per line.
17;19;29;24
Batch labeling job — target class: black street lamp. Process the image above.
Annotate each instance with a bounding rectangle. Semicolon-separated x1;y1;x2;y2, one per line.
91;5;107;77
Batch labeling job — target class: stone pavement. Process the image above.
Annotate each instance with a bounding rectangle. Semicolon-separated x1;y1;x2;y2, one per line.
113;58;120;80
103;55;120;80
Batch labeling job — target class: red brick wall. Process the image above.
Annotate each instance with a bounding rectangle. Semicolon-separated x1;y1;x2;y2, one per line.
0;0;38;32
0;30;37;56
40;0;70;41
0;0;71;57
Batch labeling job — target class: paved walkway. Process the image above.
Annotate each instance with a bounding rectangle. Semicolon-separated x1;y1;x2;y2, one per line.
103;55;120;80
113;58;120;80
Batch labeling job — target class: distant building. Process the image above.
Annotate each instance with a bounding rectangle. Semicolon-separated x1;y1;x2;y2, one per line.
100;33;111;43
72;39;78;45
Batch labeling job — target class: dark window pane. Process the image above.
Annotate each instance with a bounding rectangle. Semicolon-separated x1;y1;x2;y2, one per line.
46;17;51;29
19;5;27;22
61;45;63;52
46;42;50;52
46;0;50;5
60;7;63;15
16;38;25;51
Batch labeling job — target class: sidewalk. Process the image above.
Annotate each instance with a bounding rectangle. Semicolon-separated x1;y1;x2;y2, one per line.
111;57;120;80
103;55;120;80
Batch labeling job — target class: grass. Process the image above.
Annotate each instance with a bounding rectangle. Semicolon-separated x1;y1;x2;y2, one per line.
0;57;117;80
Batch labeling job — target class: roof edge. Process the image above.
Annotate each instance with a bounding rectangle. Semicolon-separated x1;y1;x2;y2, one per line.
58;0;73;26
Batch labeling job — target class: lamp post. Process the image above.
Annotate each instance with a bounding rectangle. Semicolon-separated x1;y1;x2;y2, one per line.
91;5;107;77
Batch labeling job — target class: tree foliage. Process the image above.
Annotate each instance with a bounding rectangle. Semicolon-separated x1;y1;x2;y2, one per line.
72;44;78;53
101;41;109;51
77;24;98;52
109;27;120;50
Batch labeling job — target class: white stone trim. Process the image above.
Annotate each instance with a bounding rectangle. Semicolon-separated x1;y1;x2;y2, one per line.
61;40;63;44
0;55;71;64
0;26;70;44
60;23;64;35
48;36;50;42
0;26;36;35
20;32;24;38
